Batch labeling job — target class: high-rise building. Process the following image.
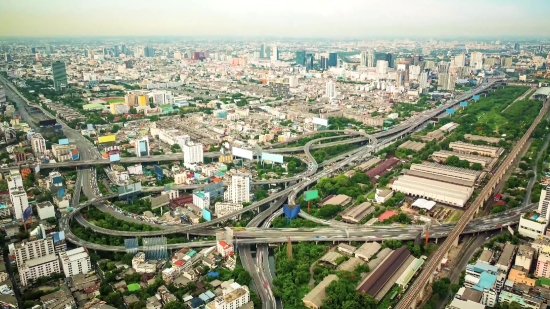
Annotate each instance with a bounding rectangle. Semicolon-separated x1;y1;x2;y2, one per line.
52;61;67;91
16;237;60;286
10;190;29;221
438;73;456;91
145;46;155;57
367;50;375;67
4;53;12;62
60;247;92;278
114;45;120;57
419;71;429;89
271;46;279;61
328;53;338;67
326;81;336;99
260;43;266;58
514;43;521;52
31;133;46;154
502;57;513;68
538;187;550;221
396;70;405;87
454;53;466;67
385;53;393;68
0;85;6;105
224;174;251;204
360;51;368;66
296;51;306;66
183;142;204;164
306;54;314;70
438;62;450;73
320;56;328;70
470;52;484;70
206;282;249;309
135;136;150;157
121;45;127;54
376;60;389;75
31;47;36;54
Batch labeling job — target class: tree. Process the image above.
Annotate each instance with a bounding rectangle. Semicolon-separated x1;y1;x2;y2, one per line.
111;125;120;133
471;163;483;171
163;301;186;309
445;155;461;166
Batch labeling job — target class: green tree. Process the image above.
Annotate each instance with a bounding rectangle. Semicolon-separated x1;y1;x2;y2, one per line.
163;301;186;309
471;163;483;171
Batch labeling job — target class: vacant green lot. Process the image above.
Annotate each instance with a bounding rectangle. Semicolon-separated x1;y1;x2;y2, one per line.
106;98;125;103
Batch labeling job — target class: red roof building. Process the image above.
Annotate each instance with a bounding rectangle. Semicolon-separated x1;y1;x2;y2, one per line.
378;210;399;221
366;157;400;182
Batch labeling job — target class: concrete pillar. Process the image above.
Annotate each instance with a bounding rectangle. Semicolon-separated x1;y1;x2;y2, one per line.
435;238;438;244
187;233;189;239
429;274;434;285
419;285;425;299
410;299;417;309
453;237;459;247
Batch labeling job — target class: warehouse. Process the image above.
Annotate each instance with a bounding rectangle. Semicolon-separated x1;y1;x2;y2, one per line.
431;150;497;170
396;257;426;288
440;122;459;133
366;157;400;182
404;169;474;187
391;174;474;207
303;275;339;309
376;255;416;301
410;162;480;183
341;202;374;223
357;157;382;172
321;194;351;206
464;134;501;144
357;247;411;296
367;248;393;272
320;252;343;266
355;242;381;261
398;140;426;152
449;141;503;158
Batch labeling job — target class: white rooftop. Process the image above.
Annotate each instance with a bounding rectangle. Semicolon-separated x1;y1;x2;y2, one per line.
412;199;436;210
62;247;89;262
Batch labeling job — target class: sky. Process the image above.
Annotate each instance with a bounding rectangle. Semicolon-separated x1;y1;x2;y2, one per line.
1;0;549;38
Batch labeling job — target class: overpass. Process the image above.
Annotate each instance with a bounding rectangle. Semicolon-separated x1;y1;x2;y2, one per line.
396;100;549;309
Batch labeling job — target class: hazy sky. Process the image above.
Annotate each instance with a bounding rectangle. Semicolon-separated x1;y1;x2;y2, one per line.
1;0;549;38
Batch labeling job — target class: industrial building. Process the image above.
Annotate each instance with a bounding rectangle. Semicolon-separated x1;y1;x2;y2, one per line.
449;141;503;158
398;141;426;152
320;252;343;266
357;157;382;172
391;174;474;207
464;134;501;144
410;163;480;183
366;157;400;182
321;194;351;207
302;274;339;309
355;242;381;261
357;247;411;299
431;150;497;171
341;202;374;223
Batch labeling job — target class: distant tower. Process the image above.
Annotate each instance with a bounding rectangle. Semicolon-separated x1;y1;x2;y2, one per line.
287;237;293;259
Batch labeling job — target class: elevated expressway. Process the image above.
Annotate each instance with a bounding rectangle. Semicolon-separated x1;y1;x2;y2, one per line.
396;100;549;309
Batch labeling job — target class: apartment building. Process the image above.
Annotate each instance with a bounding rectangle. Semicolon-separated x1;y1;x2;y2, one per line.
183;142;204;164
30;133;47;154
59;247;92;278
206;282;250;309
16;237;60;286
224;174;250;204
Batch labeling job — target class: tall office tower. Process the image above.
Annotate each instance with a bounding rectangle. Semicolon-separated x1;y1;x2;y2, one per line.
52;61;67;91
183;142;204;164
360;51;368;66
31;133;46;154
114;45;120;57
438;73;456;91
31;47;36;54
0;85;6;105
47;45;54;54
503;57;513;68
145;46;155;57
454;53;466;67
260;43;266;58
438;62;450;73
10;190;29;221
470;52;484;70
87;49;94;59
296;51;306;66
438;73;448;89
385;53;393;68
121;45;127;54
84;50;89;58
224;174;251;204
16;237;60;286
60;247;92;278
367;50;375;67
376;60;389;75
326;81;336;99
419;71;429;89
135;136;150;157
514;43;520;52
396;70;405;87
328;52;338;67
538;187;550;221
4;54;11;62
306;54;314;70
321;56;328;70
271;46;279;61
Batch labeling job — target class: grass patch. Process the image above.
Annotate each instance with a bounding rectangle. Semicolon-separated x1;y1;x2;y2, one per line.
106;98;125;103
445;210;463;223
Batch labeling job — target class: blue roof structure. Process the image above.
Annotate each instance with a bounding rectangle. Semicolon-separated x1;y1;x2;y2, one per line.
467;261;498;275
207;271;219;278
472;272;497;292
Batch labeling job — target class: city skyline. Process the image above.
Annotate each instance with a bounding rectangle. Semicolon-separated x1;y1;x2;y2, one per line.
1;0;550;38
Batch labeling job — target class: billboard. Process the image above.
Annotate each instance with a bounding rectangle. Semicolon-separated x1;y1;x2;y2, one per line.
304;190;319;201
109;153;120;162
69;149;79;161
446;108;455;115
202;209;212;221
52;231;65;244
312;117;329;126
460;101;468;107
203;182;224;199
98;134;116;144
38;119;56;127
472;95;480;101
87;124;94;130
261;152;284;164
283;204;300;219
232;147;253;160
58;138;69;145
23;206;33;221
151;194;170;209
118;182;143;196
154;165;164;180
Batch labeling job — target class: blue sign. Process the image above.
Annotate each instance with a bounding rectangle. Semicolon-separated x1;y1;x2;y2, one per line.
460;101;468;107
446;108;455;115
58;138;69;145
23;206;33;221
109;153;120;162
283;204;300;219
53;231;65;244
154;165;164;180
87;124;94;130
472;95;480;101
202;209;211;221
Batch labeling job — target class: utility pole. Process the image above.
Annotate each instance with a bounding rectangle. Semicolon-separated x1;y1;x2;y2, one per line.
287;237;293;259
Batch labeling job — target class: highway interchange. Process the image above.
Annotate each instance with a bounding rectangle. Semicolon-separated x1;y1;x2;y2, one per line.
1;74;513;309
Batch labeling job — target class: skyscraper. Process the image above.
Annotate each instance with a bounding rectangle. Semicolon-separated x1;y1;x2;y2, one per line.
296;51;306;66
514;43;521;52
367;50;376;67
121;45;127;54
224;174;251;204
326;81;336;99
360;51;368;66
52;61;67;91
306;54;314;70
470;52;484;70
144;46;155;57
260;43;266;58
321;56;328;70
183;142;204;164
114;45;120;57
271;46;279;61
328;53;338;67
385;53;393;68
419;71;429;89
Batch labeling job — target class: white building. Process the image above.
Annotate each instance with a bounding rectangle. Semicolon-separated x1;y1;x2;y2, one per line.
193;191;210;210
174;173;188;185
7;172;23;190
183;142;203;164
19;254;60;286
36;201;55;220
214;202;243;216
419;71;429;89
135;136;150;157
224;174;250;204
518;215;548;239
59;247;92;278
326;81;336;100
10;190;29;221
376;60;389;75
15;237;56;267
470;52;484;70
206;282;249;309
216;240;234;258
30;133;46;154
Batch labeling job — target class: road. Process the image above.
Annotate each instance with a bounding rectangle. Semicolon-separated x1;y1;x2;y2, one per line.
524;112;550;205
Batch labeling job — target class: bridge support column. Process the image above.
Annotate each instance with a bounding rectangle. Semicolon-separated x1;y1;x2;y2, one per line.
435;238;438;244
410;298;417;309
419;283;425;299
429;273;434;285
187;233;189;239
453;237;459;247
